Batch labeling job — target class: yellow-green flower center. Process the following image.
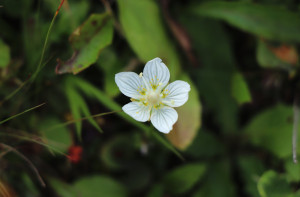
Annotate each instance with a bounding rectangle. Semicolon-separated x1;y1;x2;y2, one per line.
147;90;161;106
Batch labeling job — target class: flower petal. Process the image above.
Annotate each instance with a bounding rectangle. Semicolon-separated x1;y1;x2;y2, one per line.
162;80;191;107
143;57;170;88
122;102;151;122
115;72;145;99
150;106;178;134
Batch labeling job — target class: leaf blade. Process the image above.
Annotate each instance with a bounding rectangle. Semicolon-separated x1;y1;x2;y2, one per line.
56;13;114;74
192;1;300;42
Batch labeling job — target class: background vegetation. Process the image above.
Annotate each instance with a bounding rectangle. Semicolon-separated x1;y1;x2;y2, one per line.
1;0;300;196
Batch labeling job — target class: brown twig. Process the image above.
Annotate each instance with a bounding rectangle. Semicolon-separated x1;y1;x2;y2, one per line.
55;0;65;17
0;143;46;187
100;0;125;37
0;149;11;159
160;0;199;68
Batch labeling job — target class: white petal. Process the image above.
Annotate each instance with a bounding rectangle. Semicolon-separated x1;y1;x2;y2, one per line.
123;102;151;122
143;57;170;87
150;106;178;134
162;80;190;107
115;72;145;99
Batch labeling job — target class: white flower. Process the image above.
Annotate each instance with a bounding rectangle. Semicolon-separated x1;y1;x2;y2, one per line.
115;57;190;134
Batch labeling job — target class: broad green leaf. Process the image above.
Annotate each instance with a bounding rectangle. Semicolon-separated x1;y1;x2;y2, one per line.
237;156;265;197
285;159;300;182
179;15;238;133
50;176;127;197
0;38;10;68
192;160;237;197
167;74;201;150
257;39;297;69
163;163;206;195
118;0;201;149
73;176;127;197
191;1;300;42
39;118;72;152
117;0;180;77
231;72;252;105
56;13;113;74
257;170;292;197
244;104;300;158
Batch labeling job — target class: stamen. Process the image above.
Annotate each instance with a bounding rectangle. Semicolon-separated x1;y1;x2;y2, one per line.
162;99;175;106
140;74;151;90
131;98;138;102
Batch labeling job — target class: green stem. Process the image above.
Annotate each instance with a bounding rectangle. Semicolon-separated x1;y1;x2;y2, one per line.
31;15;57;80
0;103;45;125
45;110;120;132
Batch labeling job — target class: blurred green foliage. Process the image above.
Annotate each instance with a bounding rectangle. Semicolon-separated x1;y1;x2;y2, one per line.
1;0;300;196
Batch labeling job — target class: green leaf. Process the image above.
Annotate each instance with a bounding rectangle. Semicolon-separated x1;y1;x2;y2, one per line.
237;156;265;197
39;118;72;152
163;163;206;195
179;15;238;133
231;72;252;105
244;104;299;158
0;38;10;68
22;174;39;196
65;78;102;138
56;13;113;74
257;170;292;197
191;1;300;42
73;176;127;197
256;39;296;69
51;176;128;197
192;160;237;197
117;0;180;78
167;74;202;150
285;158;300;182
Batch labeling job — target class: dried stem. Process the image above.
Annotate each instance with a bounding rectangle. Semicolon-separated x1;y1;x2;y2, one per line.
101;0;124;37
293;98;299;163
0;143;46;187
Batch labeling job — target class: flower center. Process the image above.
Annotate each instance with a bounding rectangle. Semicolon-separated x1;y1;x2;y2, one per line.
147;90;161;106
